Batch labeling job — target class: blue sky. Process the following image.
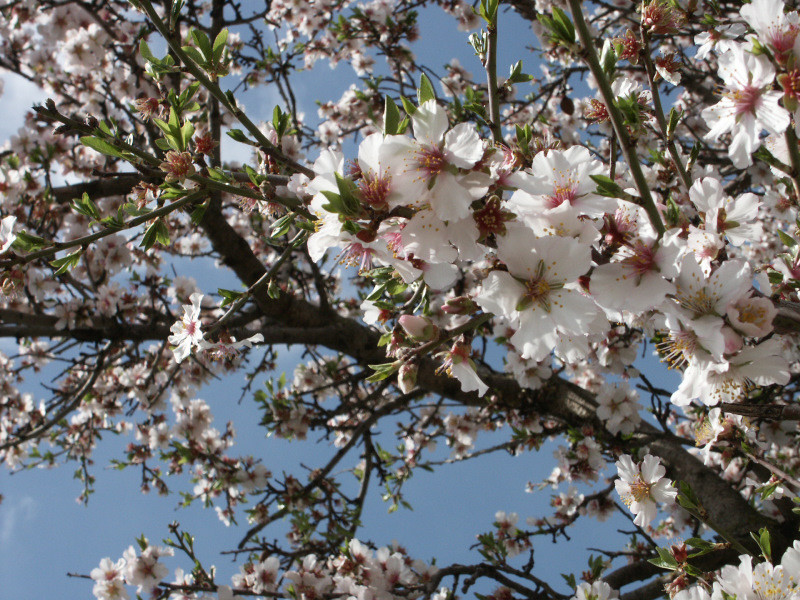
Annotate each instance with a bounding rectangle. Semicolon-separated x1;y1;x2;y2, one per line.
0;6;684;599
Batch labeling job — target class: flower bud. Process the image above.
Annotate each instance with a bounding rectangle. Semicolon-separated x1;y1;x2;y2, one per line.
442;296;477;315
398;315;438;342
398;362;418;394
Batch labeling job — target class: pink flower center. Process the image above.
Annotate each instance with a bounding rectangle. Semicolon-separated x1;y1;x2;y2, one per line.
415;146;447;177
358;173;391;208
621;243;657;277
731;85;763;116
627;477;653;503
769;25;798;62
338;242;375;272
548;183;578;208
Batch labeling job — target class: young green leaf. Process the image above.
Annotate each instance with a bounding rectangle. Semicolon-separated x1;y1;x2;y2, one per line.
51;250;84;274
417;73;436;105
141;218;171;251
383;96;400;135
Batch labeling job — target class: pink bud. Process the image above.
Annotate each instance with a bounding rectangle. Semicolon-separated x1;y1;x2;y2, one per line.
442;296;478;315
398;315;438;341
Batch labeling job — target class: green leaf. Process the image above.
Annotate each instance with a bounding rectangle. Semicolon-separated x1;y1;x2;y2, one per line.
190;28;213;59
71;192;101;221
589;174;634;200
140;218;171;250
417;73;436;105
181;121;195;150
400;96;417;116
334;172;362;216
777;229;797;248
752;527;772;562
506;60;533;84
383;96;400;135
80;136;125;159
218;288;245;307
647;547;679;571
139;40;157;63
212;28;229;62
181;45;206;66
189;201;208;225
50;249;83;274
676;480;701;512
551;7;575;42
12;231;49;252
366;362;400;382
667;108;682;140
226;129;256;145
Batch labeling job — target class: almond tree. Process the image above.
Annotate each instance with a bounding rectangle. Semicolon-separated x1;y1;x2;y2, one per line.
2;1;800;599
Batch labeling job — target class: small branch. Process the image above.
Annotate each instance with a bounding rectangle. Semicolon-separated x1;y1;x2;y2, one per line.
0;347;109;451
566;0;665;237
0;190;205;269
204;230;307;338
640;31;692;191
719;402;800;421
485;15;503;142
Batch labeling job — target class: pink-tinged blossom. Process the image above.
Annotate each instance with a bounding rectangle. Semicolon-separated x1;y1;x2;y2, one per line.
740;0;800;65
701;45;789;168
122;544;173;594
717;549;800;600
668;255;752;321
168;292;205;363
400;208;482;264
90;557;129;600
381;99;486;221
508;147;614;219
590;233;682;313
200;332;265;361
436;339;488;397
476;227;599;362
0;215;15;254
614;454;676;527
596;383;641;436
689;177;763;246
694;24;746;60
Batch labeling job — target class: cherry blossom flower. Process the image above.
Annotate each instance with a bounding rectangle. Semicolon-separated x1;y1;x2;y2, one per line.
477;226;599;361
572;581;617;600
689;177;762;246
122;544;173;594
168;292;205;363
740;0;800;65
596;383;641;436
590;233;682;313
701;45;789;168
508;146;613;218
671;339;790;406
90;557;129;600
382;99;486;221
614;454;676;527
